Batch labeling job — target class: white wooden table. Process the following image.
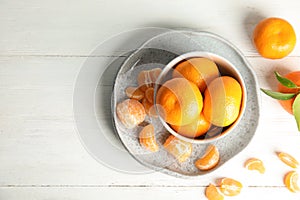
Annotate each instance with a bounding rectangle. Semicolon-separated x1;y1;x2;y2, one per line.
1;0;300;199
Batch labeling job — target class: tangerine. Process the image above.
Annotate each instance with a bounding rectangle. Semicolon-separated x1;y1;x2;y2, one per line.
163;135;192;163
171;113;211;138
253;17;296;59
195;145;219;171
137;68;162;91
277;71;300;114
142;97;157;117
145;87;154;104
284;171;300;193
139;124;159;152
203;76;242;127
125;86;144;100
244;158;265;174
205;183;224;200
116;99;146;129
219;178;243;196
277;152;299;169
172;57;220;93
156;78;203;126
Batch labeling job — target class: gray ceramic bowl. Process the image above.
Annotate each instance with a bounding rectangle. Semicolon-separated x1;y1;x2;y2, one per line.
112;30;260;178
154;51;247;144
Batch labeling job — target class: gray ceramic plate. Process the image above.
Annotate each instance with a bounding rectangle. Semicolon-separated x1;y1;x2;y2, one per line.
112;30;260;178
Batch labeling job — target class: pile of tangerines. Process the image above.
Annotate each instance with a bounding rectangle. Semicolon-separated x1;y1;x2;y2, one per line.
117;57;243;165
116;17;300;199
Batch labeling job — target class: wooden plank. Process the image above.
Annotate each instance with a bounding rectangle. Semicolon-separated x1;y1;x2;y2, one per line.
1;0;300;56
0;55;300;188
0;186;299;200
2;0;300;198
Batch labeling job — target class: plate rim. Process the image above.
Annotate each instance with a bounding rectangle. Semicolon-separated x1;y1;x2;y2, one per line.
111;30;261;178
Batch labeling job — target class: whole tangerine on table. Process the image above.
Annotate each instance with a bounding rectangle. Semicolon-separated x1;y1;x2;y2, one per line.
253;17;296;59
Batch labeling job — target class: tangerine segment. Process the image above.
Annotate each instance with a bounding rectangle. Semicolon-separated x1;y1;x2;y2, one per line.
284;171;300;193
156;78;203;126
277;71;300;114
116;99;146;129
203;76;242;127
219;178;243;196
145;87;154;104
277;152;299;169
172;57;220;93
125;86;145;100
142;97;157;117
195;145;219;171
253;17;296;59
139;124;159;152
205;183;224;200
244;158;265;174
163;135;192;163
171;113;211;138
137;68;162;91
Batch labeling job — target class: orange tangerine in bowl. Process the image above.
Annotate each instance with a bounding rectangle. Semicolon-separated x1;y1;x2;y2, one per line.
156;77;203;126
154;52;247;144
172;57;220;93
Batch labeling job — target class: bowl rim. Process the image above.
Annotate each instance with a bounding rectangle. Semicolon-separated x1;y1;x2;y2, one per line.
153;51;247;144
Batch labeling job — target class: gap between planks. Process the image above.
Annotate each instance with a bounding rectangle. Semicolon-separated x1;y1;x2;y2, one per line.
0;55;126;58
1;54;299;58
0;185;285;188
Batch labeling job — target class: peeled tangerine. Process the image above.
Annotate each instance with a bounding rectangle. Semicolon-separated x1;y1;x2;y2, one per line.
203;76;242;127
116;99;146;129
139;124;159;152
163;135;192;163
195;145;219;171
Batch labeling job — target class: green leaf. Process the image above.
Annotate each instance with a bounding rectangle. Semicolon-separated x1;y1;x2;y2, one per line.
292;94;300;131
260;88;297;100
275;71;299;88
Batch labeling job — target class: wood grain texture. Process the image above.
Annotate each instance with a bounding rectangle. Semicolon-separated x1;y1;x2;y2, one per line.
0;187;300;200
0;56;300;187
1;0;300;199
1;0;300;56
